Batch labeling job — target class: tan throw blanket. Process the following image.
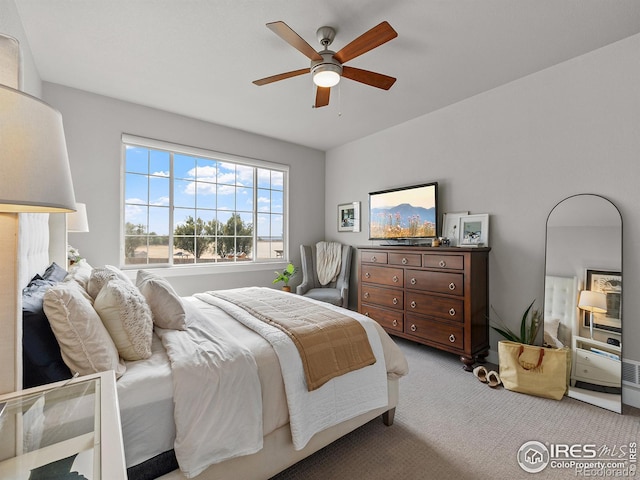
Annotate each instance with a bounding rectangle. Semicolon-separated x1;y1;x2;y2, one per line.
316;241;342;285
208;287;375;391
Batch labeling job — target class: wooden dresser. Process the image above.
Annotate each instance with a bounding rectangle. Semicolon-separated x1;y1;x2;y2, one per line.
357;245;490;371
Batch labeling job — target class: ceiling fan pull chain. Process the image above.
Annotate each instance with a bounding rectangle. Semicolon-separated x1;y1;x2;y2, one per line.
338;82;342;117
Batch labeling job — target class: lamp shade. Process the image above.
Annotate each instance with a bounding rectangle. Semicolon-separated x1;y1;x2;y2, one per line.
578;290;607;314
0;84;76;212
67;202;89;232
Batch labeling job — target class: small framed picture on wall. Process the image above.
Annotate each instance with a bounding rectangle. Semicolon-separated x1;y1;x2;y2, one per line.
458;214;489;247
338;202;360;232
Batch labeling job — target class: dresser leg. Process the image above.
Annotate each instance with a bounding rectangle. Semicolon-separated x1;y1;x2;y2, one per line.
460;356;475;371
475;351;489;364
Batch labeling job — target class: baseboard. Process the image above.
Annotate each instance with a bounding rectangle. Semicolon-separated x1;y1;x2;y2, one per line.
484;348;640;408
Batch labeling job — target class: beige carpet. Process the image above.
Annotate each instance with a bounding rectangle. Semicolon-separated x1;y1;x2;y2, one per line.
271;337;640;480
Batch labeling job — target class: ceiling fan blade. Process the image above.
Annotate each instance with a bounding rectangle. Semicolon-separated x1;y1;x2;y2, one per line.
314;86;330;108
253;68;309;86
267;21;323;62
334;21;397;64
342;66;396;90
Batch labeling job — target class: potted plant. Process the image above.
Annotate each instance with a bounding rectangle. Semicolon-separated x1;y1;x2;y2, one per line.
273;263;297;292
490;300;542;345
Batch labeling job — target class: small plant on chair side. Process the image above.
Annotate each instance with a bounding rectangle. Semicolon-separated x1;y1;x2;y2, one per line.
273;263;297;292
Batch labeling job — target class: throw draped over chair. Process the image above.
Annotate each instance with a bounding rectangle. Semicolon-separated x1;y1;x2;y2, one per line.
296;243;352;308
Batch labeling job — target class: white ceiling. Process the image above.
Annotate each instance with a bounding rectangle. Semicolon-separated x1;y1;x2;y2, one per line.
13;0;640;151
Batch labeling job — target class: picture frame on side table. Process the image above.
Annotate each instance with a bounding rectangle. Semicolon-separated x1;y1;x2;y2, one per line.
583;269;622;333
441;212;469;247
458;214;489;247
338;202;360;232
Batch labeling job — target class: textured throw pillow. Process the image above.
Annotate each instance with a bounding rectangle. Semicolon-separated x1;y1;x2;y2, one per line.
63;259;93;290
94;278;153;361
43;282;126;378
87;265;133;299
136;269;187;330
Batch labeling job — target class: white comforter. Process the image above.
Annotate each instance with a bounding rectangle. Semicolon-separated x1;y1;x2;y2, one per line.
155;299;263;478
195;288;388;450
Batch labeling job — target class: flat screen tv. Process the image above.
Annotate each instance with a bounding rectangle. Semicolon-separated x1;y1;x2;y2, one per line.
368;182;438;242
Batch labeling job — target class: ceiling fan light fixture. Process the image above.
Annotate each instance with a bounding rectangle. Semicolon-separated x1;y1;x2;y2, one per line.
313;65;341;87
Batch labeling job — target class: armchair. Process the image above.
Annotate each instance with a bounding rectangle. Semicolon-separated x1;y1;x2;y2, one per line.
296;243;352;308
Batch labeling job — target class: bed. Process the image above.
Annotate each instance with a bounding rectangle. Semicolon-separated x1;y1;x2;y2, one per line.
18;213;409;480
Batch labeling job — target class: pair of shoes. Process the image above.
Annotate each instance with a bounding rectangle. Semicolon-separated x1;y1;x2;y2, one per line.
473;366;502;388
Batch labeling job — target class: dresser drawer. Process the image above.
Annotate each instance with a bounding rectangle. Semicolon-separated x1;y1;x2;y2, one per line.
405;314;464;349
361;284;403;310
405;291;464;322
575;348;621;385
361;265;404;287
361;303;403;332
423;254;464;270
361;251;388;264
405;269;464;296
389;252;421;267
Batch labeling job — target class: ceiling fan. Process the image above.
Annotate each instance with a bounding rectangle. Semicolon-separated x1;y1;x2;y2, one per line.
253;20;398;108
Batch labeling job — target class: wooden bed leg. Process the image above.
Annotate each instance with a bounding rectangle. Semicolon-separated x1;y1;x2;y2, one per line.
382;408;395;426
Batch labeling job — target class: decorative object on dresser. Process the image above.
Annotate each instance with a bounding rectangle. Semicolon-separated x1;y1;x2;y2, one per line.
458;213;489;247
357;245;490;371
441;212;468;247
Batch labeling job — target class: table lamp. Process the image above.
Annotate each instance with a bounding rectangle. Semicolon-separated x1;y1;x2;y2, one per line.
578;290;607;340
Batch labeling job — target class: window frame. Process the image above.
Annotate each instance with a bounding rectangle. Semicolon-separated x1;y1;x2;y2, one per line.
120;134;289;272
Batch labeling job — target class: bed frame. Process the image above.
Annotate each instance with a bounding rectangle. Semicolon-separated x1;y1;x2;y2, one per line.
16;214;400;480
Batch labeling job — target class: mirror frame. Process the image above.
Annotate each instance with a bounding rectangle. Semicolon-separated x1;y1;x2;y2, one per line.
544;193;622;413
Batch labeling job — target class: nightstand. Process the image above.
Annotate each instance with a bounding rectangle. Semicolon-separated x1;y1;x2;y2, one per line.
0;370;125;479
572;336;621;388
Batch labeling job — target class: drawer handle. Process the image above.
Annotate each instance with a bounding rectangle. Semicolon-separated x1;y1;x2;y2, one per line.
410;278;417;285
365;272;371;278
402;257;408;265
364;292;370;299
392;320;398;327
393;297;398;305
410;300;416;308
392;275;399;283
449;334;456;343
439;260;446;268
449;282;456;291
371;256;377;262
410;324;417;332
449;308;456;316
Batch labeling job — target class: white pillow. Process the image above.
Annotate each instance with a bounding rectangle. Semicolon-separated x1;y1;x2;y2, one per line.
87;265;132;299
94;278;153;361
43;282;126;378
136;269;186;330
63;259;93;290
543;317;564;348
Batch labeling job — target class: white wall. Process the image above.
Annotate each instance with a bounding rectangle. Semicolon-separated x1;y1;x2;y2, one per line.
42;84;326;295
325;34;640;362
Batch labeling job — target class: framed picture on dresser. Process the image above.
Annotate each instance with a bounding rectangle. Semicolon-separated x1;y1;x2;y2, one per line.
441;212;468;246
458;214;489;247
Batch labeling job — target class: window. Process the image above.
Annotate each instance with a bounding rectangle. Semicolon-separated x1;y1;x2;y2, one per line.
122;135;287;267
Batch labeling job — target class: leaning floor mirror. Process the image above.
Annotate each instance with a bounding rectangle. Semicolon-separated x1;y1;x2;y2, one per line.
544;194;622;413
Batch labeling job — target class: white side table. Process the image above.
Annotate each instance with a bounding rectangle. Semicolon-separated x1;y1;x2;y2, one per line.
0;370;126;479
572;336;621;388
